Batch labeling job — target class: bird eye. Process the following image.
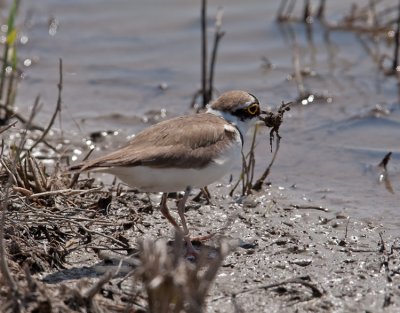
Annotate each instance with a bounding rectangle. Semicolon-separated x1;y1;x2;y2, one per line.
246;103;259;115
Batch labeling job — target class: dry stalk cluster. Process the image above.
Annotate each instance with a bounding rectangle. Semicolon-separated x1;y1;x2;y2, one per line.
137;236;231;313
230;101;292;197
0;174;147;312
0;0;21;125
1;153;65;197
277;0;400;78
192;0;225;109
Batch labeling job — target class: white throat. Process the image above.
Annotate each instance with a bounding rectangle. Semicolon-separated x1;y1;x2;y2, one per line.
206;106;253;137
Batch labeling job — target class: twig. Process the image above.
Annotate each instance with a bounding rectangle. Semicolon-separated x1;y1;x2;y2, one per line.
392;0;400;72
233;275;324;298
277;0;297;22
289;204;329;212
230;141;257;196
27;152;46;192
244;124;258;195
68;147;95;188
229;153;245;197
190;89;203;110
18;158;30;189
84;270;114;302
286;0;297;20
25;95;41;130
377;151;394;193
0;101;44;131
193;2;225;109
277;0;289;21
18;95;41;155
12;95;54;180
19;206;117;225
69;222;129;249
0;158;18;185
303;0;312;23
344;217;350;240
231;295;245;313
316;0;326;20
347;248;378;253
82;245;135;252
0;166;18;296
0;0;20;123
11;186;32;196
26;213;129;248
194;241;231;305
5;60;17;116
28;59;63;152
201;0;208;107
0;43;10;108
251;133;279;191
0;120;17;134
15;95;42;161
229;136;256;196
378;232;393;307
252;102;291;191
208;7;225;102
23;263;36;292
379;231;386;253
378;151;392;170
28;186;103;199
192;186;212;203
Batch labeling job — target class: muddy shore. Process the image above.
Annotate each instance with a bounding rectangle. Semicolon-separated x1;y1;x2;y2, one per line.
1;176;399;312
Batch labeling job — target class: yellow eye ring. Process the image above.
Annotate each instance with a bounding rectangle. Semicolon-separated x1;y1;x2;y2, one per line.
246;103;259;115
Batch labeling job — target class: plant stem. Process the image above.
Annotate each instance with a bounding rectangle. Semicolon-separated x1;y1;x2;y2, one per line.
201;0;208;107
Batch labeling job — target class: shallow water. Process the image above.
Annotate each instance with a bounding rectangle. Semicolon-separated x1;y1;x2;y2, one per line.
12;0;400;232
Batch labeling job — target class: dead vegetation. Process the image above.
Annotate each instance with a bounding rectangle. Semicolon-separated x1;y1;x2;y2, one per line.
0;2;239;311
0;170;235;312
277;0;400;90
0;146;234;312
0;53;233;311
191;0;225;110
229;101;292;197
137;236;232;313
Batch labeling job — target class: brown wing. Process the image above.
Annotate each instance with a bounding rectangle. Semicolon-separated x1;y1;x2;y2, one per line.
72;113;238;171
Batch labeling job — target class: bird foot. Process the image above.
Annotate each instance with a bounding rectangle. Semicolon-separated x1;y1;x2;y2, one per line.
184;241;200;261
183;235;216;261
190;233;215;243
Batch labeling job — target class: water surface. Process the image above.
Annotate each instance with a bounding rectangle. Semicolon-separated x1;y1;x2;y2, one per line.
14;0;400;232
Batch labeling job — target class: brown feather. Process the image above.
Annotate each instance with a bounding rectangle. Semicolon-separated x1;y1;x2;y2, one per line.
71;113;239;171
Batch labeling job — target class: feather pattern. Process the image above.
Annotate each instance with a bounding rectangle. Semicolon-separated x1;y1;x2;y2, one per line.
72;113;240;171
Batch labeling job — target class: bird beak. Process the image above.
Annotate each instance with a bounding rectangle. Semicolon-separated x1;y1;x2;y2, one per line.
259;110;269;119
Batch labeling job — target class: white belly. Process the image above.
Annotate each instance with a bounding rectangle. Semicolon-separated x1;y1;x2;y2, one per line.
105;142;242;192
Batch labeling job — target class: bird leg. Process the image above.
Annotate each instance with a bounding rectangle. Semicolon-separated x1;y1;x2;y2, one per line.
177;186;197;256
159;190;197;257
159;193;180;229
177;187;191;236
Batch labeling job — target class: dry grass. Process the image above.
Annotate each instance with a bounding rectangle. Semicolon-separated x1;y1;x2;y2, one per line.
136;236;231;313
0;137;232;312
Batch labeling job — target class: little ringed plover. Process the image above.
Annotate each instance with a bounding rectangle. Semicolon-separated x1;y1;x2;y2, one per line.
70;90;262;256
